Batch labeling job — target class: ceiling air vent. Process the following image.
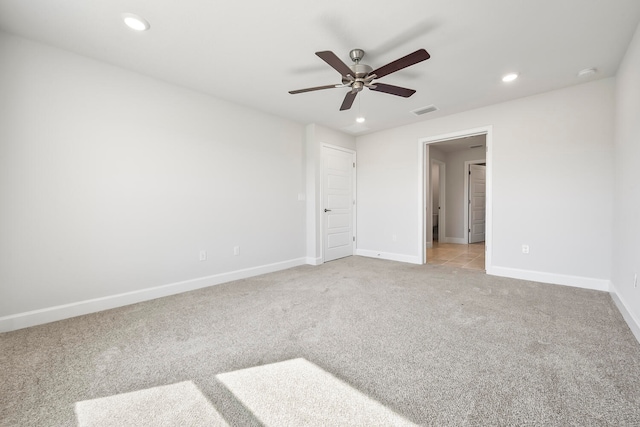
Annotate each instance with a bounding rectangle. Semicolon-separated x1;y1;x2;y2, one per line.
410;104;438;116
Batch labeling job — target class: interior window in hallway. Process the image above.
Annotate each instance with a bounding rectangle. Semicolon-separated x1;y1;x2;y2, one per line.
427;242;485;271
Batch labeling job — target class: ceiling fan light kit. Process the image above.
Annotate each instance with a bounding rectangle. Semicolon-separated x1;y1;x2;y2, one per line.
289;48;431;111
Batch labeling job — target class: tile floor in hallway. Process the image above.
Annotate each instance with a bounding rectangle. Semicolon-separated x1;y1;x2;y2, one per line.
427;242;485;270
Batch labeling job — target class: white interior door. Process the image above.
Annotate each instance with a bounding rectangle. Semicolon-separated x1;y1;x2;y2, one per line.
469;164;486;243
322;146;354;262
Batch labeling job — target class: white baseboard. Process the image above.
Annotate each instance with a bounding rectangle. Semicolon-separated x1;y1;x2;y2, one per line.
426;241;433;249
0;257;307;333
609;284;640;344
356;249;422;265
489;266;611;292
305;257;323;266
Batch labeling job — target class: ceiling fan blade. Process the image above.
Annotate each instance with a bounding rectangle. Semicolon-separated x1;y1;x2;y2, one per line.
369;83;416;98
369;49;430;79
316;51;354;78
340;91;358;111
289;84;342;94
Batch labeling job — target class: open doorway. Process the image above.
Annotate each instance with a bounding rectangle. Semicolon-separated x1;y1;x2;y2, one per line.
419;127;492;271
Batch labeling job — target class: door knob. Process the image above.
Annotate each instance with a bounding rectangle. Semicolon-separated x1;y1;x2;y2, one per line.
324;209;332;212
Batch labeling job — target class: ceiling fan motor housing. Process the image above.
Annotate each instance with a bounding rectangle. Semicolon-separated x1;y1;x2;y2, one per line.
342;63;374;85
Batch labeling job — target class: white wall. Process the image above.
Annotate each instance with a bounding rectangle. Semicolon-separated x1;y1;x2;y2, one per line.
357;78;614;287
0;33;307;329
612;22;640;340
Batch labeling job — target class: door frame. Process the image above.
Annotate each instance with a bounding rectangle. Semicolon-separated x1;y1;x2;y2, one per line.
464;160;486;244
320;144;357;263
428;158;446;246
418;126;493;271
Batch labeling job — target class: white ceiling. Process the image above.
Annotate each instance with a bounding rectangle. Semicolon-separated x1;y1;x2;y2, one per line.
1;0;639;135
431;135;485;153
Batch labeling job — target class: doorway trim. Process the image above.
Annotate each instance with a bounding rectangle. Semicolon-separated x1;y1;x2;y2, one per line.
320;143;357;263
464;159;486;244
418;126;493;272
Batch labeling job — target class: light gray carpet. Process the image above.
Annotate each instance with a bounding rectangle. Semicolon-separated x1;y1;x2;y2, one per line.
2;256;640;426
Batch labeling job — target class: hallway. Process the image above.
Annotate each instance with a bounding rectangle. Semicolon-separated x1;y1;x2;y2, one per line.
426;242;485;271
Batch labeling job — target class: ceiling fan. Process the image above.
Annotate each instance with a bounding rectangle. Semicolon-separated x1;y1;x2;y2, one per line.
289;48;430;111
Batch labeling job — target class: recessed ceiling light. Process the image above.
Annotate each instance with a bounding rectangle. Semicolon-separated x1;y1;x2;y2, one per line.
122;13;150;31
577;68;597;78
356;117;366;123
502;72;519;83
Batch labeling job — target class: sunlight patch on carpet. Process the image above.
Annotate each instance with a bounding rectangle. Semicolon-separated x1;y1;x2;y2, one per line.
217;358;417;426
74;380;228;427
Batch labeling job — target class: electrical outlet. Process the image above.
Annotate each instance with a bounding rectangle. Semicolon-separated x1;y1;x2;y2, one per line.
392;234;397;242
522;244;529;254
199;250;207;261
234;246;240;256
